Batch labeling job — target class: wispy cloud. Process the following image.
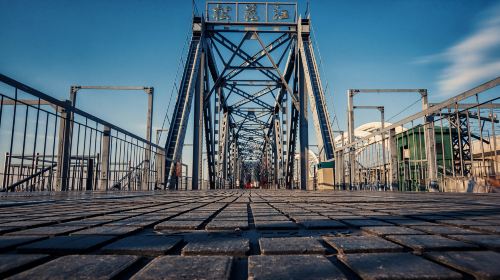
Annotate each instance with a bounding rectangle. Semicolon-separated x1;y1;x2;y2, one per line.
416;4;500;96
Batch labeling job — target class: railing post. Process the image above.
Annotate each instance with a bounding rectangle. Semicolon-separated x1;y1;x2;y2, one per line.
100;126;111;191
31;153;39;191
2;153;10;190
56;100;73;191
86;158;94;191
156;150;165;189
142;155;150;191
127;160;132;191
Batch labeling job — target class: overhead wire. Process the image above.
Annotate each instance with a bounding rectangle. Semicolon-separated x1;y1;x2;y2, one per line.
386;97;422;122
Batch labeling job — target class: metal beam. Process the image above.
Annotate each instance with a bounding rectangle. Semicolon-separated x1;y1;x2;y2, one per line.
298;22;335;161
298;52;309;191
352;89;426;94
1;99;58;110
164;31;201;189
340;77;500;150
227;86;273;110
192;49;205;190
73;86;152;91
430;103;500;109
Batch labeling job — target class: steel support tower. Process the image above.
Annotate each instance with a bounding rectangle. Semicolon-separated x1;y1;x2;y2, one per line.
163;2;335;190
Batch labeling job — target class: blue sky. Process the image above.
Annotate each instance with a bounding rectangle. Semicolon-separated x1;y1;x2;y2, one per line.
1;0;499;160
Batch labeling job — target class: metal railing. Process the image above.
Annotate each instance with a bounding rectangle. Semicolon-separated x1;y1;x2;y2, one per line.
334;77;500;192
0;74;165;192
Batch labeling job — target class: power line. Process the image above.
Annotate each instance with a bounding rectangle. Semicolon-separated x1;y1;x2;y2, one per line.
387;98;421;122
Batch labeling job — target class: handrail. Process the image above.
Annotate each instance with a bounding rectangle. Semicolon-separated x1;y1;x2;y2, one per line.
0;74;67;107
336;77;500;152
71;106;163;150
0;73;164;151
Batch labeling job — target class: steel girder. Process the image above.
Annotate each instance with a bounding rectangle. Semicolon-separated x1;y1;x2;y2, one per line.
164;18;202;189
164;16;336;190
449;113;472;177
298;19;335;162
217;110;230;188
273;117;284;188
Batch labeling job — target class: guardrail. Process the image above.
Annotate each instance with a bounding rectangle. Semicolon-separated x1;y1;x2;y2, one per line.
0;74;165;192
333;77;500;192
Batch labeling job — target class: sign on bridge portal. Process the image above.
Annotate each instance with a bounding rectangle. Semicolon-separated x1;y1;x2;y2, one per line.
206;2;297;24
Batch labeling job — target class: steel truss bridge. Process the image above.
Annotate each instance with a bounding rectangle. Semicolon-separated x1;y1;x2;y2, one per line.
0;2;499;193
163;2;334;190
1;3;500;277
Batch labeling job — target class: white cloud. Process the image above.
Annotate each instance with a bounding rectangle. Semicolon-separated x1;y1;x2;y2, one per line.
417;4;500;96
412;53;445;65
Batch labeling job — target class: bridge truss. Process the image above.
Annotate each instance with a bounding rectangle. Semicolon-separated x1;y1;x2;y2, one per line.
163;2;335;190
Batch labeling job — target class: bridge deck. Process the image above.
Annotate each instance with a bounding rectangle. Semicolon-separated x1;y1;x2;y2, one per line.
0;190;499;279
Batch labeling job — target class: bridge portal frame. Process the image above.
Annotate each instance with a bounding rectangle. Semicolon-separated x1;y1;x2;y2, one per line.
163;2;336;190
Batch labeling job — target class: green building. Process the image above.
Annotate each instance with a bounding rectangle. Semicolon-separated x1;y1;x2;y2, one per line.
396;125;453;191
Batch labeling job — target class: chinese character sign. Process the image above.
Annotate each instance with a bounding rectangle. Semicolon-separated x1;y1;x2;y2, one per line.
244;4;259;22
273;5;289;20
212;4;233;21
207;2;295;23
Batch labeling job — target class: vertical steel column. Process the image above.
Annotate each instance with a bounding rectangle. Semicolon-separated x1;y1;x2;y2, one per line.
212;87;220;190
340;135;345;189
100;125;111;191
236;157;241;188
490;106;498;175
283;44;299;190
232;137;238;188
299;54;309;191
421;90;437;189
227;133;233;188
142;88;154;190
155;129;167;189
217;111;229;188
347;90;355;190
389;128;398;190
273;116;284;188
334;130;344;189
192;49;205;190
56;100;73;191
146;88;154;145
334;150;340;189
380;108;387;188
